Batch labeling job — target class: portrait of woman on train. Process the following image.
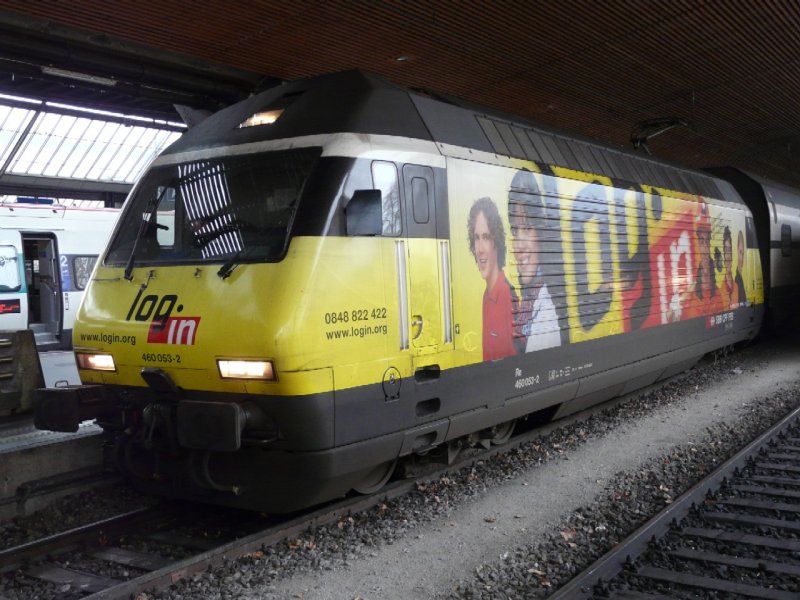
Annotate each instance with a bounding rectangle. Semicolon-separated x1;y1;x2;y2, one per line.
507;170;561;353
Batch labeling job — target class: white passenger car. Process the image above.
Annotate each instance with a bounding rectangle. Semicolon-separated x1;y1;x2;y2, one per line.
0;201;119;349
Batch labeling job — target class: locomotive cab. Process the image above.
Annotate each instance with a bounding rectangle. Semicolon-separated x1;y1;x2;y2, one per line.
33;73;453;509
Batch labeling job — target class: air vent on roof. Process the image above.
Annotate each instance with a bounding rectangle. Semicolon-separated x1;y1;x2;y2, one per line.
475;114;723;199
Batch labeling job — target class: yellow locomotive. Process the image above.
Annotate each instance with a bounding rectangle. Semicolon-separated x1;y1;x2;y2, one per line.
35;71;771;511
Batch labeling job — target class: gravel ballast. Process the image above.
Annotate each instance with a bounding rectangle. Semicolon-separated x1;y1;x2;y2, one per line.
151;341;800;600
3;340;799;600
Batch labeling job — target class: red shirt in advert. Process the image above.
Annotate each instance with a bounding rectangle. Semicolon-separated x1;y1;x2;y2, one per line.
482;271;517;361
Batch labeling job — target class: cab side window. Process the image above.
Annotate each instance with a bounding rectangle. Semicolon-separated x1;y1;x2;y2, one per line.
410;176;430;224
71;255;99;290
371;161;401;236
781;224;792;257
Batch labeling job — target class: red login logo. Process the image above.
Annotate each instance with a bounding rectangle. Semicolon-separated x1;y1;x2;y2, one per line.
147;317;201;345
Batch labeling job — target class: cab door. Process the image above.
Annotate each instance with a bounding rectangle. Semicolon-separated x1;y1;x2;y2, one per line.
403;165;441;352
22;234;62;346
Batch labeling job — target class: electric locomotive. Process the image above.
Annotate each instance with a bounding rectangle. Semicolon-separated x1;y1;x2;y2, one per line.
35;71;772;512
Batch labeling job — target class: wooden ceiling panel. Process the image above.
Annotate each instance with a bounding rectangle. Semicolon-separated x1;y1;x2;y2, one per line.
0;0;797;187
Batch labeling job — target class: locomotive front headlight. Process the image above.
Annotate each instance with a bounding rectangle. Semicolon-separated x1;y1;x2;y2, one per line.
217;359;275;380
238;109;284;128
76;352;117;372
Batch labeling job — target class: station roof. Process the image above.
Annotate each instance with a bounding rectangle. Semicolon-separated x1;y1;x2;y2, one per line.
0;1;798;195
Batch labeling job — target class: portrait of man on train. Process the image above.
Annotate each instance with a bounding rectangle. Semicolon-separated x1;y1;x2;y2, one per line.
468;197;517;361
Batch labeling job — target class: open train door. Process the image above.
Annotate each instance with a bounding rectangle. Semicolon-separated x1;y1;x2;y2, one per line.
21;233;62;347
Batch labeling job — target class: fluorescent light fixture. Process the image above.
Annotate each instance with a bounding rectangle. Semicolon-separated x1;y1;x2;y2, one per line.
217;359;275;380
238;109;284;128
76;352;117;371
43;101;186;129
0;93;41;105
41;66;118;87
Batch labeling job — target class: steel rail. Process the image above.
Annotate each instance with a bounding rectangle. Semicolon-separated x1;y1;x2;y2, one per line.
549;403;800;599
0;363;723;598
85;411;588;599
0;505;165;571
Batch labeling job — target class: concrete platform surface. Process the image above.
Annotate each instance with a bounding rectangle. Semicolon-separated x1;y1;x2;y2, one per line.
0;421;104;519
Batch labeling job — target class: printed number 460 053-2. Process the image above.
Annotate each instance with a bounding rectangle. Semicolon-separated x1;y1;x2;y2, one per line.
142;352;181;364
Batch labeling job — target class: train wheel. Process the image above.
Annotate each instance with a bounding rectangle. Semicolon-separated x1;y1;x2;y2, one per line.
113;433;155;481
353;459;397;494
489;419;516;445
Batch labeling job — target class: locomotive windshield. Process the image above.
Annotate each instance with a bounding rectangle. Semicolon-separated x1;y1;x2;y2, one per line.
105;148;321;269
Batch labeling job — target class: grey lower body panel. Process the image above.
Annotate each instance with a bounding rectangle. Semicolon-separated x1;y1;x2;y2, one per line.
42;306;762;512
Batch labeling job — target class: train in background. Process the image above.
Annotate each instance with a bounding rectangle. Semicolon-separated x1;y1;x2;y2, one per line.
0;200;119;413
33;71;800;512
705;168;800;329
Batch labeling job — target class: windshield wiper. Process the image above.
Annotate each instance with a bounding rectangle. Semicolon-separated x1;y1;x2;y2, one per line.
192;221;249;249
217;250;243;280
217;241;263;279
124;184;172;281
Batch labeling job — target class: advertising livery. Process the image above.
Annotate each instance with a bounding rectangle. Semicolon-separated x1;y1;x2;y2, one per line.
451;160;759;357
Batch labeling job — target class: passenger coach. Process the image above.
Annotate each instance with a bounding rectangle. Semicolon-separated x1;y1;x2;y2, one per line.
0;201;119;348
35;71;767;511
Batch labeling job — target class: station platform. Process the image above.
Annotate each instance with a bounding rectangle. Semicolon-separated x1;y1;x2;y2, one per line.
0;419;105;520
0;345;110;520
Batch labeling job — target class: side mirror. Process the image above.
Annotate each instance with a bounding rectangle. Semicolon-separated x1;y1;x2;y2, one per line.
345;189;382;236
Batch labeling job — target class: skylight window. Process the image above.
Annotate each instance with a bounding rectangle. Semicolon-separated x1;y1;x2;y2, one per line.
0;96;185;185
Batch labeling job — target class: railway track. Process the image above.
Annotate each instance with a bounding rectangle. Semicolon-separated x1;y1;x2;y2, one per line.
0;501;271;599
551;404;800;599
3;357;794;600
0;409;565;600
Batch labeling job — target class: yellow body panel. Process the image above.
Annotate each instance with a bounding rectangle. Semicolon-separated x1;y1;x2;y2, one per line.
76;237;388;392
76;236;448;394
407;238;442;350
